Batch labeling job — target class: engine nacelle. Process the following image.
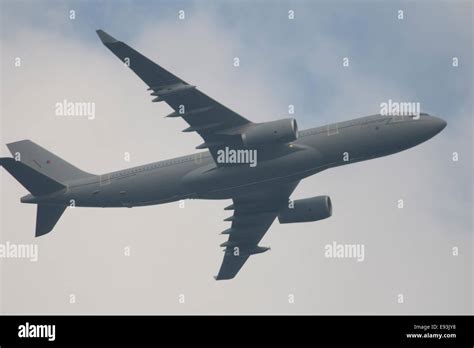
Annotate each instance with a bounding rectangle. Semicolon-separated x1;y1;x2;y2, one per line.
278;196;332;224
241;118;298;147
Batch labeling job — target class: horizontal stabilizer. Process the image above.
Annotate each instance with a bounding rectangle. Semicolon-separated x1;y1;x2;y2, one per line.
36;204;66;237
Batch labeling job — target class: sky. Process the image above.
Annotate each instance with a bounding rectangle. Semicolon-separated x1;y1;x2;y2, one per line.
0;0;472;314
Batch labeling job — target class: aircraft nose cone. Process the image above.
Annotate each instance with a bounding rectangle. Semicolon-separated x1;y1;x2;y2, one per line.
403;115;447;147
430;116;447;134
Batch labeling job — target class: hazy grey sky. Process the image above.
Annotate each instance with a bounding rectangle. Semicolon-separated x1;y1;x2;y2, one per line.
0;0;472;314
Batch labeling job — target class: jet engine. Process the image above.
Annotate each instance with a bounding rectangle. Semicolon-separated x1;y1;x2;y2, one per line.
278;196;332;223
241;118;298;147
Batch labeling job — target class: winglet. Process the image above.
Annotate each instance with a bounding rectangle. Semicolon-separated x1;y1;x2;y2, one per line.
96;29;118;44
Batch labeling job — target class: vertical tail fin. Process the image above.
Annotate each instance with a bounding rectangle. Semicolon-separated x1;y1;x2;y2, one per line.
6;140;94;183
0;157;65;195
1;158;67;237
2;140;94;237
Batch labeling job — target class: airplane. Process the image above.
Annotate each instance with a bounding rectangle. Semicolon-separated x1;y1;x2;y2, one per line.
0;30;447;280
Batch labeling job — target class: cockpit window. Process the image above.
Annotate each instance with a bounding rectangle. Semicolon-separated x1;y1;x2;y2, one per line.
390;113;428;122
407;113;429;119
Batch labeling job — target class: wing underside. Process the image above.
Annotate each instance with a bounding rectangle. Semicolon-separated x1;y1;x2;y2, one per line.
215;181;300;280
96;30;252;163
96;29;300;280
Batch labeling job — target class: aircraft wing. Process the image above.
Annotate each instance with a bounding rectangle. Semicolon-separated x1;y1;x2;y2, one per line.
215;181;299;280
96;30;252;163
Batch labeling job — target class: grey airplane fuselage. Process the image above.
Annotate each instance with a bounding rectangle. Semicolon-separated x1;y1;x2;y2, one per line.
22;113;446;207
